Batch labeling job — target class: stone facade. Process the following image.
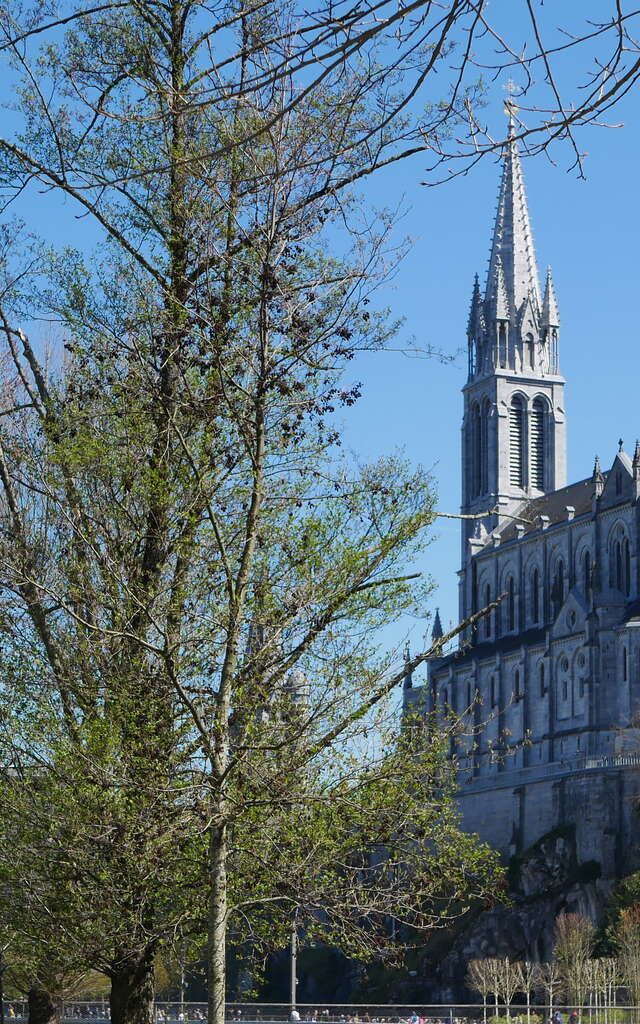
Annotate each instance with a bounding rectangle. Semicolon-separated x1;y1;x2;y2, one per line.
404;121;640;878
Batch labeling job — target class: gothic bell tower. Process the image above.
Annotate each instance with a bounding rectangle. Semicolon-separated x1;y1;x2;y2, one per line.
460;120;567;576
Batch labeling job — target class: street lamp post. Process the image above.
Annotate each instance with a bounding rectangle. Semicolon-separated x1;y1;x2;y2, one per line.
0;946;5;1024
290;914;298;1015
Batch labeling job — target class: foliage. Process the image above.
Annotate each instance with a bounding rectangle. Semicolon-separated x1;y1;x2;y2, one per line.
0;4;508;1024
554;913;595;1007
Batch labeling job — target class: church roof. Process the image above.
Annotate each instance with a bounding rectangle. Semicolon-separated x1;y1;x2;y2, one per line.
485;125;541;316
480;473;607;550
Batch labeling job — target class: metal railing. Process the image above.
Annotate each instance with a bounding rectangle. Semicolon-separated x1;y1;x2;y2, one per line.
457;752;640;793
3;1002;639;1024
222;1005;640;1024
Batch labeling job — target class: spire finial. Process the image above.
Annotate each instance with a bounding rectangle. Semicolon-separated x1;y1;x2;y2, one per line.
485;102;540;319
467;273;483;336
633;440;640;467
541;266;560;328
503;79;519;136
619;438;624;453
592;455;605;498
432;608;443;641
403;644;413;689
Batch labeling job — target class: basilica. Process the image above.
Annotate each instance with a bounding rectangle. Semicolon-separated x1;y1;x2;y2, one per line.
403;121;640;879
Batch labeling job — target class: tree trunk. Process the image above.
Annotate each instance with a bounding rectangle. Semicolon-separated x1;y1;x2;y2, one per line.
110;948;156;1024
208;819;228;1024
27;988;57;1024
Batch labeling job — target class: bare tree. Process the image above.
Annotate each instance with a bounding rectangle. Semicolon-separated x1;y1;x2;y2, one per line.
521;960;541;1024
466;959;492;1024
494;957;524;1015
554;913;595;1009
616;905;640;1006
539;961;564;1019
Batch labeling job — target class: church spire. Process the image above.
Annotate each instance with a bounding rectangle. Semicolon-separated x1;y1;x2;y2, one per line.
467;273;483;336
541;266;560;327
432;608;443;641
592;455;605;498
485;125;540;318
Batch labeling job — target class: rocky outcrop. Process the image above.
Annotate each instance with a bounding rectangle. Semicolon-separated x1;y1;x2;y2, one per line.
423;824;613;1000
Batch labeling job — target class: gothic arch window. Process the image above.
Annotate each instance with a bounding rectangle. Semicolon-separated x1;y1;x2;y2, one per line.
507;576;516;632
550;329;559;372
551;559;565;616
610;526;631;595
484;583;491;638
623;647;628;682
557;656;571;720
530;398;546;490
471;403;481;497
583;550;592;595
531;567;540;624
514;669;521;698
509;396;525;487
624;537;631;596
526;333;535;370
539;662;546;696
499;324;507;368
481;398;490;493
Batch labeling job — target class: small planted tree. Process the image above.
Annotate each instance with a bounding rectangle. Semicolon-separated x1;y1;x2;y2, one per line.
467;959;492;1024
554;913;595;1009
521;961;541;1024
495;958;524;1016
539;961;564;1019
616;905;640;1006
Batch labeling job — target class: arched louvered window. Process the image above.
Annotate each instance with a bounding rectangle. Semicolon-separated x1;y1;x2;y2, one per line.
530;399;545;490
471;403;481;497
509;396;524;487
532;568;540;624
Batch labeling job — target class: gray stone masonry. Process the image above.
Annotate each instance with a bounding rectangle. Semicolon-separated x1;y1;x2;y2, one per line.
404;127;640;877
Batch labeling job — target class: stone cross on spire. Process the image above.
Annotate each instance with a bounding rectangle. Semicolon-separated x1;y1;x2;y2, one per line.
485;118;541;318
